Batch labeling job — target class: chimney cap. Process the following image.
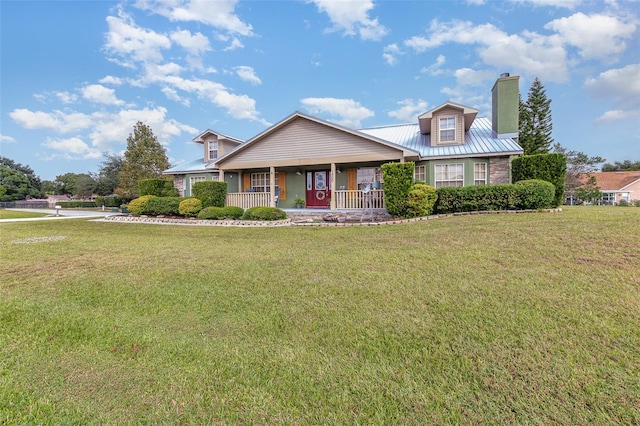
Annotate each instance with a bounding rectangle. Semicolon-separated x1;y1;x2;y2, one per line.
500;72;510;78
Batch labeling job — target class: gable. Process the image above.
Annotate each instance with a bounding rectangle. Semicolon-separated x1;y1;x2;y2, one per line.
217;116;407;169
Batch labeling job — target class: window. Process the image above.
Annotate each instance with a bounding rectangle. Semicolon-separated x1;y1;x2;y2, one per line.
208;140;219;160
357;167;382;189
601;192;615;205
251;172;279;192
414;165;426;183
474;163;487;185
435;163;464;188
439;117;456;143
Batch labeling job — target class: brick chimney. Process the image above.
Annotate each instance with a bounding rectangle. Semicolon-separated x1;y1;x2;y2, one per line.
491;73;519;139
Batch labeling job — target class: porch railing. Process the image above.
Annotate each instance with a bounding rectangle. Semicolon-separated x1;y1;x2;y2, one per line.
334;189;385;210
226;192;272;209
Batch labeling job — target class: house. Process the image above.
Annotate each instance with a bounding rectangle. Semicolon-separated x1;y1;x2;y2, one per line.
164;74;524;210
587;172;640;205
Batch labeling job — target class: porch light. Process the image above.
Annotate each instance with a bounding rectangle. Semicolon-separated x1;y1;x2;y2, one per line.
296;169;302;175
337;168;342;174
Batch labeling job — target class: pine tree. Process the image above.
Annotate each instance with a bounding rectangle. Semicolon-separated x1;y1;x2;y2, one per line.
519;78;554;155
117;122;170;199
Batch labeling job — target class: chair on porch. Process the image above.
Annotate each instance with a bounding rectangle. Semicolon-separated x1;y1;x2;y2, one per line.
274;187;281;207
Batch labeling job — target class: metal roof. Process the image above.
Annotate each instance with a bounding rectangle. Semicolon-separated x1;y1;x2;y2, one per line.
358;116;523;159
163;158;216;175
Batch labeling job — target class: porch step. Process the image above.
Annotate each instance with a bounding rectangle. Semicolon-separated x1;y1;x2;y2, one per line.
286;210;393;223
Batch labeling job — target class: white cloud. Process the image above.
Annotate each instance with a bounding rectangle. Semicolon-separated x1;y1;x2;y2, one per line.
0;134;16;144
103;9;171;67
99;75;124;85
81;84;125;106
170;29;211;55
310;0;388;41
235;66;262;85
545;12;636;60
451;68;496;87
300;97;374;128
223;37;244;51
161;87;191;106
133;0;253;36
55;91;78;104
405;19;569;82
383;44;402;66
509;0;582;9
9;109;93;133
42;137;102;159
420;54;446;76
388;99;428;123
585;64;640;124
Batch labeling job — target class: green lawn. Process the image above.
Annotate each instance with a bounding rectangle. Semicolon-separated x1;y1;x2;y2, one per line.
1;207;638;424
0;209;50;219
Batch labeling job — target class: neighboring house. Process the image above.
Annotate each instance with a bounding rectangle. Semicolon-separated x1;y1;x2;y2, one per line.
586;172;640;205
164;74;524;210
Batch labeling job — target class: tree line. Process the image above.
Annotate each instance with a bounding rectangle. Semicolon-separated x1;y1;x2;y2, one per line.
1;122;170;202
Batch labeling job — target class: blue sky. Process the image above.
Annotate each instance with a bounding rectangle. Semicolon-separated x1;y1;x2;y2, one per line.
1;0;639;181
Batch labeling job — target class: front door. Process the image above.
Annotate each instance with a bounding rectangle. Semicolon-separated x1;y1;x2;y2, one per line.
306;170;331;208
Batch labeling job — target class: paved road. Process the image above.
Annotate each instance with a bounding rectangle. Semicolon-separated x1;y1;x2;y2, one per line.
1;208;115;222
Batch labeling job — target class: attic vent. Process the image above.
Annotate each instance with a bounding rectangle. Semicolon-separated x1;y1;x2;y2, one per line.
500;72;510;78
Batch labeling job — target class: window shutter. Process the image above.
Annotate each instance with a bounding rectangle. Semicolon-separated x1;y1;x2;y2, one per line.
278;172;286;200
347;168;357;190
243;174;251;191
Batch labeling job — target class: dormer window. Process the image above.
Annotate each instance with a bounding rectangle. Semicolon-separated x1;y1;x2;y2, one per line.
208;140;218;160
439;117;456;143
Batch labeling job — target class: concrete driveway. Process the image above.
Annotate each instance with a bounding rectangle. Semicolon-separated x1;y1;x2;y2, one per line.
1;208;115;222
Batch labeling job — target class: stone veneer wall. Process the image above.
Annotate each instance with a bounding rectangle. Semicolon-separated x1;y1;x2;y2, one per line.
173;176;185;197
489;157;511;184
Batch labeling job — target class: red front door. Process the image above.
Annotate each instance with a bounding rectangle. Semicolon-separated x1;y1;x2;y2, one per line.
306;170;331;208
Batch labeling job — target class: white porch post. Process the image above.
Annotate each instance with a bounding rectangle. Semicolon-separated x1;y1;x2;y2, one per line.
219;170;225;182
239;171;244;191
270;166;276;208
330;163;336;210
399;157;405;163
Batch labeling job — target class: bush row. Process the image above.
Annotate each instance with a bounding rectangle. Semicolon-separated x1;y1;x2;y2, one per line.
56;201;97;208
126;195;286;220
434;180;555;214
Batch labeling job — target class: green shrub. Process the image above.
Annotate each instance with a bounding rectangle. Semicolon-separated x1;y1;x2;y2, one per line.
514;179;555;209
406;183;437;217
198;206;245;220
434;185;519;214
634;200;640;207
381;162;415;217
242;207;287;221
617;200;631;207
95;196;122;208
220;206;244;219
127;195;156;216
179;198;203;217
138;179;178;197
192;181;227;208
144;197;183;216
512;153;566;207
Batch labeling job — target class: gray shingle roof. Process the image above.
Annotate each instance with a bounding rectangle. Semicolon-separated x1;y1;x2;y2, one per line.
358;117;523;159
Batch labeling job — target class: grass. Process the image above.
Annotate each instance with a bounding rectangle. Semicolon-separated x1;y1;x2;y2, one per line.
0;209;50;219
1;206;638;424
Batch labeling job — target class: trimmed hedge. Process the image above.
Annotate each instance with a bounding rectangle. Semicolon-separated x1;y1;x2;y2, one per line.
512;153;566;207
138;178;178;197
381;162;415;217
198;206;245;220
192;181;227;208
514;180;555;210
406;183;437;217
242;207;286;221
434;181;556;214
95;196;123;208
127;195;156;216
144;197;183;216
179;198;203;217
56;201;97;208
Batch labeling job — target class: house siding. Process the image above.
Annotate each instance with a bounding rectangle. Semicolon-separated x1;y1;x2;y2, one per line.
220;117;403;169
431;107;464;146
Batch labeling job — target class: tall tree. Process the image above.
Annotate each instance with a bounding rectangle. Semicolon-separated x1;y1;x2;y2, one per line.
54;172;97;198
0;156;43;197
602;160;640;171
519;78;554;155
94;152;124;195
117;122;170;199
0;165;43;201
553;143;605;203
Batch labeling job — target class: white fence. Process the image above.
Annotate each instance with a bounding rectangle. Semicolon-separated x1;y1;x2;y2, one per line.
226;192;272;209
334;189;385;210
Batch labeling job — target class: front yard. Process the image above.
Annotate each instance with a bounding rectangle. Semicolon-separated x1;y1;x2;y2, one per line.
0;207;638;424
